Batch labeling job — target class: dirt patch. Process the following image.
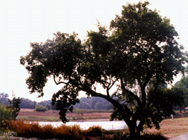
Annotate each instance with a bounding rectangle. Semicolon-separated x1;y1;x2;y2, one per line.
143;117;188;138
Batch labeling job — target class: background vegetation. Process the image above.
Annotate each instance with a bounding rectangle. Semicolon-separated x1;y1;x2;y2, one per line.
0;104;13;127
0;93;113;111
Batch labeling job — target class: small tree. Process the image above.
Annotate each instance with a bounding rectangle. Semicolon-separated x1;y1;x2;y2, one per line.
8;96;21;120
20;2;186;138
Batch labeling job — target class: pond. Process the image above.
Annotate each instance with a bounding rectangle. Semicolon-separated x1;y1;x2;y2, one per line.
38;120;128;130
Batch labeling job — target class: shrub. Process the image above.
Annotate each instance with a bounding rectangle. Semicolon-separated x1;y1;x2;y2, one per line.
55;124;82;139
83;126;102;136
6;121;83;139
142;129;168;140
35;104;48;112
0;104;13;127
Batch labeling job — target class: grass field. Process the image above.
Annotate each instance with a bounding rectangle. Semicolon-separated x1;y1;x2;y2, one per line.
17;109;112;121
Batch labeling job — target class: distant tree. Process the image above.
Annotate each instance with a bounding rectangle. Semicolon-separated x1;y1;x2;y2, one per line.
174;75;188;110
20;2;186;138
74;97;113;110
94;102;102;110
46;104;51;110
38;100;56;110
79;102;92;109
0;93;9;106
20;98;36;109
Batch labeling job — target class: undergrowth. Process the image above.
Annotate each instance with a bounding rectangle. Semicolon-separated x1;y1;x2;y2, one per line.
3;120;103;139
1;120;168;140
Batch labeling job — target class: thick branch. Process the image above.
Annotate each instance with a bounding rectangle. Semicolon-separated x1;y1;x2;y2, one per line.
137;75;151;106
132;77;150;122
80;84;132;126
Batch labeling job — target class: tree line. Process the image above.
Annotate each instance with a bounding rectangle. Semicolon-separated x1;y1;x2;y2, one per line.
0;93;112;110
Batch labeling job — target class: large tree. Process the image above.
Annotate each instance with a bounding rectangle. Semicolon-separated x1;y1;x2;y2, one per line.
20;2;186;138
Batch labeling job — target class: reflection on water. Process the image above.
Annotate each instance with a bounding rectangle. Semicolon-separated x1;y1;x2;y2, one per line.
38;120;127;130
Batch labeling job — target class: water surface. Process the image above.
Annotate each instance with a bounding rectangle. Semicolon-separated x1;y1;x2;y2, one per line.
38;120;127;130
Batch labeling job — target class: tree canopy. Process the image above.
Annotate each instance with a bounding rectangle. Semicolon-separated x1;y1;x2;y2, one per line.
20;2;186;138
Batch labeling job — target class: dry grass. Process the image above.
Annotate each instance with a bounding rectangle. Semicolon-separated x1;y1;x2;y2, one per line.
3;120;103;139
18;109;111;121
2;118;188;139
5;120;82;139
143;117;188;139
160;117;188;138
16;109;188;139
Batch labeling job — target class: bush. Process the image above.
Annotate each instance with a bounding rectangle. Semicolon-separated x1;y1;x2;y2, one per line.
0;104;13;127
83;126;103;136
6;121;104;139
6;121;83;139
35;104;48;112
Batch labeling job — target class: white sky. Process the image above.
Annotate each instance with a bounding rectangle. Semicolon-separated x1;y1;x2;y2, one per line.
0;0;188;102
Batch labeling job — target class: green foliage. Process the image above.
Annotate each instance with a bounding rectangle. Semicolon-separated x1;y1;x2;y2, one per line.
0;93;21;120
0;104;13;127
20;1;186;138
8;97;21;120
35;104;48;112
174;75;188;108
146;88;183;129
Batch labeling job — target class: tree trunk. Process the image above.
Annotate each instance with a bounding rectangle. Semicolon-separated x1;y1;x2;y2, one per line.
128;121;139;139
129;126;136;138
127;119;144;138
80;85;143;138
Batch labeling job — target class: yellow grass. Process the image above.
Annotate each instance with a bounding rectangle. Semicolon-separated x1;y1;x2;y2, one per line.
4;120;103;139
143;117;188;138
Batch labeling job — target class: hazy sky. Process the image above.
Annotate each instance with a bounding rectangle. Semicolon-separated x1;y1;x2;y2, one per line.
0;0;188;102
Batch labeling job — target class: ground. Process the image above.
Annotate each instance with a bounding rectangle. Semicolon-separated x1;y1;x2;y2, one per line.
2;109;188;139
17;109;112;121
